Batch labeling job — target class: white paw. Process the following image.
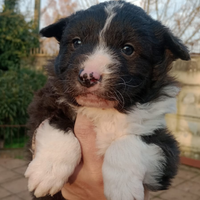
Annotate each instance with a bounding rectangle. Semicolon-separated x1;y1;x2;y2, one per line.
25;120;81;197
102;137;145;200
103;167;144;200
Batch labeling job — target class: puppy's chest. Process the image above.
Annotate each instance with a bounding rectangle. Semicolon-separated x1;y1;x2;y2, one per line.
77;107;129;155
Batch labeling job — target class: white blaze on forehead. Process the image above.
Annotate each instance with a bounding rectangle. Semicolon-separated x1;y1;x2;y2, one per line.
83;2;124;75
99;2;124;45
81;46;116;75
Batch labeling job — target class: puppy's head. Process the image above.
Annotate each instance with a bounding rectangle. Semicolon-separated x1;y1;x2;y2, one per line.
40;1;190;111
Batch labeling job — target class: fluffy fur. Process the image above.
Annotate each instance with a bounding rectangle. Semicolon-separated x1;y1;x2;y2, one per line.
25;1;190;200
25;120;81;197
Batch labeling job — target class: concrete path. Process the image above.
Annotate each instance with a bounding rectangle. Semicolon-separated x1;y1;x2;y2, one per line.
0;158;31;200
0;158;200;200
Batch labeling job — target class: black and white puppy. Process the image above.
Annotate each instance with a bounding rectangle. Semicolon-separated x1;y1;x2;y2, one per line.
25;1;190;200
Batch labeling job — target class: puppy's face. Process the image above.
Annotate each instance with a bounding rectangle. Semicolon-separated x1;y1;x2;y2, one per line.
40;1;190;111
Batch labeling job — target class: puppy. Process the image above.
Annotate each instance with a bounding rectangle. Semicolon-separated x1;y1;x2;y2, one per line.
25;1;190;200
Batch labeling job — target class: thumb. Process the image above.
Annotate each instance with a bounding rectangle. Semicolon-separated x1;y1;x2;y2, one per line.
74;113;103;170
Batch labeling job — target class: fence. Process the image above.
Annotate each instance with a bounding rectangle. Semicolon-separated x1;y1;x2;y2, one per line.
0;125;28;149
24;48;58;71
30;47;58;57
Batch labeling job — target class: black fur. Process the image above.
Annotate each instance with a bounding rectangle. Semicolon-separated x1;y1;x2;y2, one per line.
31;191;65;200
141;128;180;190
27;1;190;199
39;1;189;112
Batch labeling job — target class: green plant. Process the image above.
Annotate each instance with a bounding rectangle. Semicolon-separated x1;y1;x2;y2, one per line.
0;68;47;147
15;155;25;160
0;0;39;71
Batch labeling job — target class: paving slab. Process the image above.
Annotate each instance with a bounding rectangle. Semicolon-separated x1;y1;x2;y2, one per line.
0;158;200;200
179;164;200;174
176;168;198;180
175;180;200;196
171;176;185;187
159;188;199;200
0;166;6;173
17;190;32;200
13;166;27;175
0;171;21;184
1;178;28;194
190;175;200;184
0;187;11;199
1;195;22;200
0;158;27;170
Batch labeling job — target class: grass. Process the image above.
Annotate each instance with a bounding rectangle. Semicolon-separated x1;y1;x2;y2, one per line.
4;137;28;149
14;155;25;160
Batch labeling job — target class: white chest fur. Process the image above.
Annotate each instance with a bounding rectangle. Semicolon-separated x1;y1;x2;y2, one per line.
77;107;127;155
77;94;177;156
77;96;178;200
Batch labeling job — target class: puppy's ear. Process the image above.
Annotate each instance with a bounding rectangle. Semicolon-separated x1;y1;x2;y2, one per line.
155;23;190;61
163;29;190;61
40;18;68;42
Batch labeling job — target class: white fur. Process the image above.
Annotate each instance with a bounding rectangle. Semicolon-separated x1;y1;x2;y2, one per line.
27;86;178;199
126;96;177;136
25;120;81;197
99;12;116;44
103;135;165;200
99;2;124;44
80;46;119;93
80;4;124;84
82;46;117;75
77;86;178;156
56;97;67;104
77;86;178;200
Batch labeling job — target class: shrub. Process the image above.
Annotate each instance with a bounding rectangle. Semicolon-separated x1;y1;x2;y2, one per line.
0;68;47;146
0;0;39;71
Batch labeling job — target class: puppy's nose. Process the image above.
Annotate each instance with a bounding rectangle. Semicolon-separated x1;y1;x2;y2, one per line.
78;69;102;88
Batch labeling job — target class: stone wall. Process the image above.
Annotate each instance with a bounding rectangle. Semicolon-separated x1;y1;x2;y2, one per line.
166;55;200;160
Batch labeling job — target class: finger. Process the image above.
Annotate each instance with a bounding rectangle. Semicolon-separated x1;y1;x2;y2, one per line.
144;188;150;200
74;113;103;169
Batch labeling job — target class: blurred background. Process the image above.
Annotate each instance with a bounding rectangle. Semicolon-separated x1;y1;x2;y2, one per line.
0;0;200;200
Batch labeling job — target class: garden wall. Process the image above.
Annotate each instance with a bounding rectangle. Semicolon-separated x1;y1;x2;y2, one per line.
166;54;200;167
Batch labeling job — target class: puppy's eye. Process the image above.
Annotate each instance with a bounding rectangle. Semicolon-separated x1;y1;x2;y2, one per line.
122;45;134;56
72;38;82;49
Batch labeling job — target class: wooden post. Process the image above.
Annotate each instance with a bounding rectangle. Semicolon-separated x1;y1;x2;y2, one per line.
34;0;41;33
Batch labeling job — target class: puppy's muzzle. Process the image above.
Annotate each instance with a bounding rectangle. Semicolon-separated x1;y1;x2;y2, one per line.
78;69;102;88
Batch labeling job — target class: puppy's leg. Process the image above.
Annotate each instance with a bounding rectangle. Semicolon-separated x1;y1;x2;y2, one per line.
141;128;179;191
25;119;81;198
102;135;164;200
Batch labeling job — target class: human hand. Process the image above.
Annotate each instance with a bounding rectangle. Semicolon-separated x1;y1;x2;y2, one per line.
61;113;149;200
61;113;106;200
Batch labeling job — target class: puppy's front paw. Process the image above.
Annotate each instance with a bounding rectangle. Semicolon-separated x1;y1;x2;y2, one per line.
102;137;145;200
25;120;81;197
25;156;76;197
103;170;144;200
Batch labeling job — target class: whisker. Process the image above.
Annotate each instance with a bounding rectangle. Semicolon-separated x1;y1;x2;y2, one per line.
117;78;143;88
118;77;127;93
110;89;125;109
105;91;119;102
116;90;125;109
109;89;122;108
